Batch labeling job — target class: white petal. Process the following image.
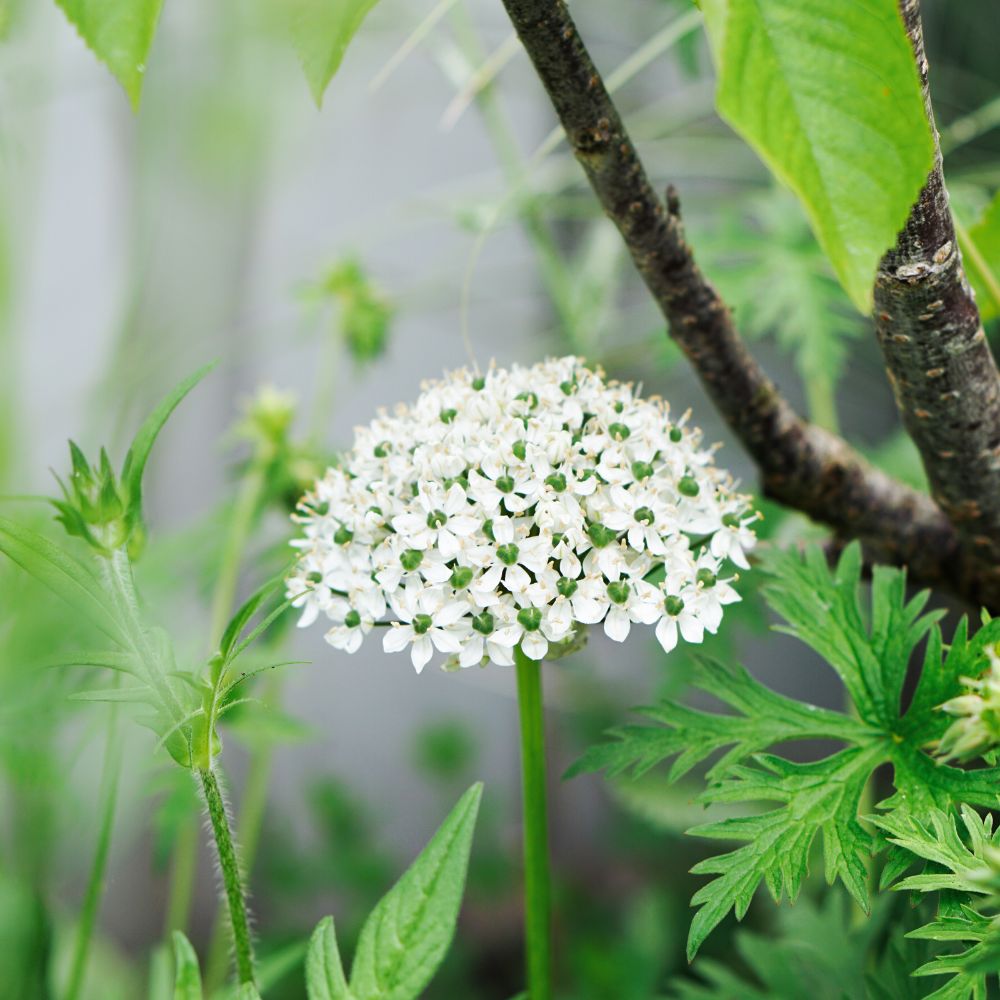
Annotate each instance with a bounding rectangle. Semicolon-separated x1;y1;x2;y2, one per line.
411;636;434;672
655;617;678;653
679;614;705;644
522;631;549;660
604;607;631;643
383;626;412;653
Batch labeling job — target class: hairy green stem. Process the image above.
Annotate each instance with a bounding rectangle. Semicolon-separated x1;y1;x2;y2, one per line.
203;687;276;992
515;646;552;1000
164;459;267;938
65;701;123;1000
200;766;256;987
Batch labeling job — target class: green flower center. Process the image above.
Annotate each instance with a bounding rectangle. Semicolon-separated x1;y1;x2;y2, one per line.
472;612;494;635
426;509;448;529
497;543;520;566
669;426;683;443
634;506;655;526
678;476;700;497
440;408;458;424
400;549;423;571
557;577;578;598
496;475;515;494
334;525;354;545
344;609;361;629
631;461;653;481
512;439;527;461
607;581;630;605
517;607;543;632
608;422;630;441
412;613;433;634
697;568;717;589
545;473;567;493
664;595;685;616
587;522;616;548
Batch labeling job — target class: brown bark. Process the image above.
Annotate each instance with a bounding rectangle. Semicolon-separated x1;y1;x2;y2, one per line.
873;0;1000;606
498;0;967;599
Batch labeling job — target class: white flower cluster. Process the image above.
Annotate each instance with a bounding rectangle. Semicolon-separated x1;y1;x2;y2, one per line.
287;358;755;672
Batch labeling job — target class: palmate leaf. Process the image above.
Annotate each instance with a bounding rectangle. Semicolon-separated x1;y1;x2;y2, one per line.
574;543;1000;958
870;805;1000;998
701;0;935;310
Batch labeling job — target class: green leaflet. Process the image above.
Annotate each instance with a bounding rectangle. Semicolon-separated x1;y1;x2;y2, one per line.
171;931;202;1000
572;543;1000;959
872;806;1000;997
959;189;1000;321
53;0;164;108
285;0;383;106
306;783;483;1000
306;917;351;1000
702;0;935;311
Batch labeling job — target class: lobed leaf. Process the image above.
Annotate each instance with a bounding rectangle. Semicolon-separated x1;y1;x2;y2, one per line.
306;916;351;1000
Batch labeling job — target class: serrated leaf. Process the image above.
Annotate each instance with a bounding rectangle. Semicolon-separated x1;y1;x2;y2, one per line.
306;917;351;1000
121;363;214;535
53;0;164;109
172;931;203;1000
286;0;383;106
703;0;935;310
348;782;482;1000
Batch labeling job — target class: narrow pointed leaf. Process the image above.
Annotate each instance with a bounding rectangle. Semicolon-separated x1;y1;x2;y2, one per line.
306;916;351;1000
54;0;164;109
286;0;384;106
0;516;127;645
171;931;202;1000
348;783;483;999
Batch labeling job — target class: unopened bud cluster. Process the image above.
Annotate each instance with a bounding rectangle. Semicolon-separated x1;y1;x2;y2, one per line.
287;357;756;671
937;642;1000;763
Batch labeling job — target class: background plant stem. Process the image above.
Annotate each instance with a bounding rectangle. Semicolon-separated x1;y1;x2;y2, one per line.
515;645;552;1000
200;765;256;987
64;700;122;1000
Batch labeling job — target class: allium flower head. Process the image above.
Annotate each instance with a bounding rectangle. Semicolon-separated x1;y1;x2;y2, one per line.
287;357;756;672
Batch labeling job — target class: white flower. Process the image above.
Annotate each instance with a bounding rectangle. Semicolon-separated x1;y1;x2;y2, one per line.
288;357;756;671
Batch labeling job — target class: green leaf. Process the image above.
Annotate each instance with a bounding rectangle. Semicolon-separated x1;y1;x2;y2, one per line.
687;745;882;959
703;0;935;310
172;931;203;1000
286;0;383;106
959;189;1000;321
573;543;1000;959
218;575;285;662
53;0;164;109
0;516;127;646
121;363;215;539
306;917;351;1000
348;782;483;1000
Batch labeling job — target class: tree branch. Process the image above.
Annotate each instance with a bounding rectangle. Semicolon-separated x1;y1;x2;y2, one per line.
498;0;965;598
873;0;1000;606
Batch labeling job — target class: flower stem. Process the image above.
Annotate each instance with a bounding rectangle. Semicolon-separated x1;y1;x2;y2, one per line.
514;645;553;1000
199;766;256;987
65;701;122;1000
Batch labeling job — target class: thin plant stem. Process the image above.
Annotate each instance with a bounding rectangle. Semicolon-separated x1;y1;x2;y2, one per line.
202;680;277;991
514;645;552;1000
164;457;267;938
200;765;256;987
65;701;123;1000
